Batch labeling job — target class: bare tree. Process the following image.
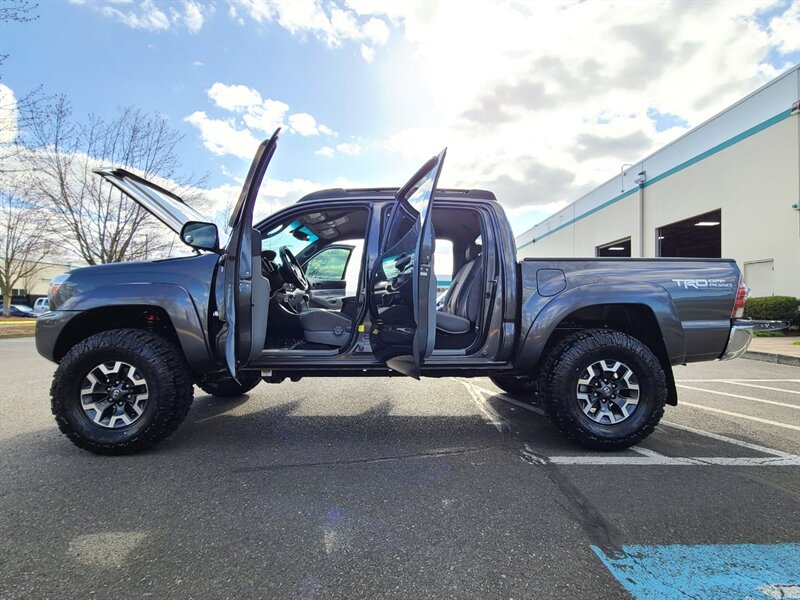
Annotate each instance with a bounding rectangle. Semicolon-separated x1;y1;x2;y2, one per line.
0;1;38;67
0;1;38;22
21;97;205;264
0;182;53;316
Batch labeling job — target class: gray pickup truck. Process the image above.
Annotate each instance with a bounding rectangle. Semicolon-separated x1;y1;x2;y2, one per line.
36;130;761;455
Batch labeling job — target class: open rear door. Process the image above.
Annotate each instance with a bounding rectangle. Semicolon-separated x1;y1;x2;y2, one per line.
223;130;280;377
368;149;446;378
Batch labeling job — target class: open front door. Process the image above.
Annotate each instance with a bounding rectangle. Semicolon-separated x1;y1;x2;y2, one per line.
368;149;446;378
223;130;280;377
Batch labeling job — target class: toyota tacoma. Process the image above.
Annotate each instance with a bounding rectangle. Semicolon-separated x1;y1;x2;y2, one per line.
36;130;768;454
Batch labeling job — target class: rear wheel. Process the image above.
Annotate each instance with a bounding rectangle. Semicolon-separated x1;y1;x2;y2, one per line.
51;329;193;455
489;374;535;397
538;329;666;451
198;372;261;398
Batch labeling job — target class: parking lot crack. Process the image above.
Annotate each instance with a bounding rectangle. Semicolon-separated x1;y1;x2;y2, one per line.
539;463;624;553
231;445;498;473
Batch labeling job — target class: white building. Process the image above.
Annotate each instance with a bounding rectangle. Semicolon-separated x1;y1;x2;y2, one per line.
516;66;800;299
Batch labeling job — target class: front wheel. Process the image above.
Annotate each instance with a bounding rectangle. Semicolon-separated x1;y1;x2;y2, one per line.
538;329;667;451
51;329;194;455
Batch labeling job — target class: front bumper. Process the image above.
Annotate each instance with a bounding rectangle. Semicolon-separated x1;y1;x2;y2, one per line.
35;310;81;362
719;319;788;361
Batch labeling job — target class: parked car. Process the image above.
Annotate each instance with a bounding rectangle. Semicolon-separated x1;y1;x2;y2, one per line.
1;303;37;318
33;297;50;314
36;130;781;455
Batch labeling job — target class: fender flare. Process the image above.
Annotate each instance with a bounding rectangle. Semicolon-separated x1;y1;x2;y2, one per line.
58;283;214;371
516;282;685;370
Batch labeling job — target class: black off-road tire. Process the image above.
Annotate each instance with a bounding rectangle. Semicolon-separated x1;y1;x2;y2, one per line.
489;374;535;397
51;329;194;455
198;372;261;398
538;328;667;451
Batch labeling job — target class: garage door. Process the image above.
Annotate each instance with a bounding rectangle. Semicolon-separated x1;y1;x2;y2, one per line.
744;260;774;297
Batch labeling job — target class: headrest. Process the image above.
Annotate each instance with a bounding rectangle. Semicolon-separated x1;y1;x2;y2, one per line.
465;244;482;262
262;250;277;261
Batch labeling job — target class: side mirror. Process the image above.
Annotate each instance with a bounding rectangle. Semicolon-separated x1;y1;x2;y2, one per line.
181;221;220;252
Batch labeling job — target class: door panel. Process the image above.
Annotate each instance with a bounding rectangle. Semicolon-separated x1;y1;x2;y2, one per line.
368;149;446;378
304;244;354;310
223;130;280;377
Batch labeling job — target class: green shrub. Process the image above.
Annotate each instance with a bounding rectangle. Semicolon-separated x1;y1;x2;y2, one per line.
744;296;800;326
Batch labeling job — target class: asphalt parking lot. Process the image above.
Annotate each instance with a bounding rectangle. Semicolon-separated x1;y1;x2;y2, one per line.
1;337;798;599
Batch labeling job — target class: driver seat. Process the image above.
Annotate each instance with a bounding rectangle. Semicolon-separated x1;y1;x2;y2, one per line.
298;307;353;347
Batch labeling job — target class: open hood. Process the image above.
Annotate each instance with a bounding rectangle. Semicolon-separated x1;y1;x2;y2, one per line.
92;168;208;235
94;132;279;241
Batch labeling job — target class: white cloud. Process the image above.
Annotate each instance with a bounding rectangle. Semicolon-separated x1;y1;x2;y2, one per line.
768;0;800;55
182;0;204;32
190;60;205;67
184;111;260;159
353;1;800;214
74;0;206;32
362;17;390;45
287;112;335;136
335;142;362;156
0;85;19;145
208;82;263;111
188;83;338;157
99;0;170;31
232;0;390;62
243;99;289;134
359;44;375;63
315;146;335;157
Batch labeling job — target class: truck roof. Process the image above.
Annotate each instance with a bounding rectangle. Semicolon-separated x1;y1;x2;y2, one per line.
296;187;497;203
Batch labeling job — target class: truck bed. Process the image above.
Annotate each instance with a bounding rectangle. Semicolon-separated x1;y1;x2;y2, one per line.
519;257;740;364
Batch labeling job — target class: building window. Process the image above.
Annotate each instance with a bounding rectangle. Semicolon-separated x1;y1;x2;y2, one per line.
11;288;27;296
657;209;721;258
596;237;631;257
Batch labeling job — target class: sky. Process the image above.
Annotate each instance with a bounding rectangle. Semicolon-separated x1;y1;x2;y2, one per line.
1;0;798;235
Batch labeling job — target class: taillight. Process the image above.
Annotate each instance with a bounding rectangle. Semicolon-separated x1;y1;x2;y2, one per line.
732;278;748;318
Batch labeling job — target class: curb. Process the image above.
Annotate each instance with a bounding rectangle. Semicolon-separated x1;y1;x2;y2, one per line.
743;351;800;367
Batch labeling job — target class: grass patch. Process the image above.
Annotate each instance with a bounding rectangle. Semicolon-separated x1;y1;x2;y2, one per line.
793;340;800;346
754;330;785;337
0;320;36;338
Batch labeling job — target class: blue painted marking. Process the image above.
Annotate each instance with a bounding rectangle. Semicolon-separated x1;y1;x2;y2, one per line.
592;543;800;600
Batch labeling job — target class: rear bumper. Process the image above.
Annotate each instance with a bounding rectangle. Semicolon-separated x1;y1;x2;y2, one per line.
719;319;788;361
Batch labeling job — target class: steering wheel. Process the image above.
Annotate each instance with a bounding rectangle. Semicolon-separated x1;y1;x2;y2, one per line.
279;246;309;291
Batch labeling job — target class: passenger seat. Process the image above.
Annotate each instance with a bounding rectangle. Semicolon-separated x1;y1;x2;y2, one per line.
436;244;483;334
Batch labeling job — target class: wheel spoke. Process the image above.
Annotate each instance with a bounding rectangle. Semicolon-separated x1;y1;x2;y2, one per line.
79;360;148;429
576;358;641;425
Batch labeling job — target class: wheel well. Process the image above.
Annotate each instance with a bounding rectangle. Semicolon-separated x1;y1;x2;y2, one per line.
547;303;678;405
53;306;181;362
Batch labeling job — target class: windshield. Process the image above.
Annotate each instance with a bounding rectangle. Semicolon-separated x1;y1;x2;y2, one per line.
261;220;319;266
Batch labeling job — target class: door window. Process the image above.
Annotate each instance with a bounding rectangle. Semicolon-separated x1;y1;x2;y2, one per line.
305;246;352;280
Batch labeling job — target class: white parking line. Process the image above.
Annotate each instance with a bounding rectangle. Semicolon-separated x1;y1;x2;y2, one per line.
662;421;796;458
455;379;507;432
677;384;799;410
675;379;800;382
459;379;800;466
718;380;800;395
456;380;547;416
545;455;800;466
679;401;800;432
